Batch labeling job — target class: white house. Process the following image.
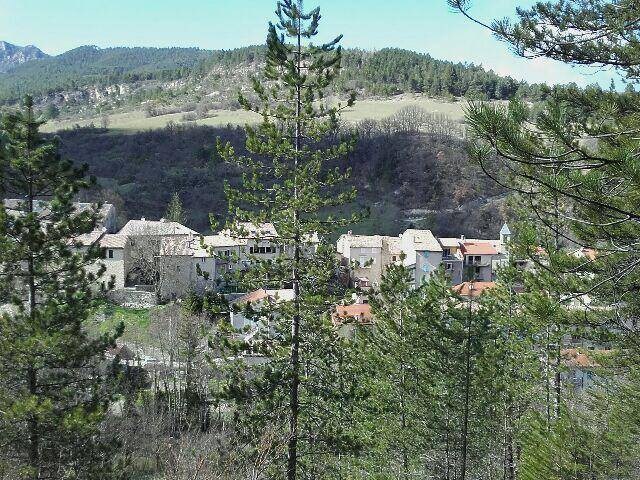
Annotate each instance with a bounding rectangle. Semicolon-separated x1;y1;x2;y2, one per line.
337;229;443;289
229;288;295;332
400;229;443;286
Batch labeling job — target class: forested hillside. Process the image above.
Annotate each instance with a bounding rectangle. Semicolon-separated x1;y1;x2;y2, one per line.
0;43;550;118
0;45;213;102
60;120;505;237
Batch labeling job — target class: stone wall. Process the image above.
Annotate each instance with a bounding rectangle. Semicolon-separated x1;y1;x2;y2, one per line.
107;287;158;309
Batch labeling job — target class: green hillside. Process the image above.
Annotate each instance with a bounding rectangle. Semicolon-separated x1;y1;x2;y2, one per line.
0;44;550;107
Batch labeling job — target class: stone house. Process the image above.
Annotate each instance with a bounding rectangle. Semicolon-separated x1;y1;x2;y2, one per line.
97;234;128;290
400;229;443;286
337;228;443;289
157;234;217;300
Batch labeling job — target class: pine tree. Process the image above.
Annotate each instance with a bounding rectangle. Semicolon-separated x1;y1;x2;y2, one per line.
364;262;431;478
449;0;640;476
165;191;187;225
363;264;526;478
0;96;122;479
449;0;640;349
213;1;362;478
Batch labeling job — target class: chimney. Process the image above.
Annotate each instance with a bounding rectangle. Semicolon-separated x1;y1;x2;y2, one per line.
141;217;146;222
160;217;166;223
348;230;353;235
460;234;465;241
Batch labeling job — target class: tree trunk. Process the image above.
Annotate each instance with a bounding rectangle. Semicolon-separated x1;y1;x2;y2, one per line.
286;21;303;480
460;298;473;480
26;159;40;480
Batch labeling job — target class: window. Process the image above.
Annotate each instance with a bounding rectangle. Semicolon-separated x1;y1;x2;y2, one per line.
107;249;114;259
467;255;482;265
392;255;397;262
442;248;451;257
445;262;453;271
359;255;366;267
252;246;275;254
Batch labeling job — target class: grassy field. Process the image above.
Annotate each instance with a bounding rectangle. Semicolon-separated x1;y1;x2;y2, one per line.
42;95;470;133
88;302;155;345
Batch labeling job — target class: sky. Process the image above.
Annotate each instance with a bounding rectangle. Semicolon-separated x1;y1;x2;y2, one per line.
0;0;623;87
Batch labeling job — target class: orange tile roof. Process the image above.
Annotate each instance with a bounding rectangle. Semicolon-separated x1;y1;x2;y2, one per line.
561;348;609;368
462;242;498;256
334;303;373;324
233;288;270;305
453;281;496;297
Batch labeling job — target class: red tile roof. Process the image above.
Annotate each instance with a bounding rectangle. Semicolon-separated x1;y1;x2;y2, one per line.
333;303;372;324
561;349;595;368
462;242;498;256
233;288;270;305
453;281;496;297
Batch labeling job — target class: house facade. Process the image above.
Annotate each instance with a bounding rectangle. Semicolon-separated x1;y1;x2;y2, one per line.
88;217;319;302
337;224;512;289
337;228;445;289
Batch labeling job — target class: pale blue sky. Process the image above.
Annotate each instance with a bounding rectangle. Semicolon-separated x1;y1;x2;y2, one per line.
0;0;621;87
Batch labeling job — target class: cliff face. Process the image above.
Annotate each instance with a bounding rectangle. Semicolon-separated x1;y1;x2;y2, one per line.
0;41;48;73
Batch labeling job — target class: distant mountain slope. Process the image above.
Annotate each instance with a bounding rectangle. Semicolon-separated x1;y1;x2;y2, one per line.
0;43;550;112
0;41;48;73
0;45;214;102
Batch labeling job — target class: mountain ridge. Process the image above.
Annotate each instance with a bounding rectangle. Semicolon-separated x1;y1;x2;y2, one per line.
0;41;48;73
0;43;552;123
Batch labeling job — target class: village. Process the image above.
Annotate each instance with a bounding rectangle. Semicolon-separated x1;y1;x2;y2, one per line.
51;200;512;302
2;198;602;394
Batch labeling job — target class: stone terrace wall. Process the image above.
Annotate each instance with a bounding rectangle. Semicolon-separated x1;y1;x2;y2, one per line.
107;287;158;309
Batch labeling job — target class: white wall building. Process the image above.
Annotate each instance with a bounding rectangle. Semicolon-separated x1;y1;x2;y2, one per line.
337;228;443;289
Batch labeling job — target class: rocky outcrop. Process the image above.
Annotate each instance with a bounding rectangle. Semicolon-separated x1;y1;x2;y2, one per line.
0;41;47;73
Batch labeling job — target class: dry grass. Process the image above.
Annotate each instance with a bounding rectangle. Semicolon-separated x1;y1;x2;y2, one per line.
42;94;471;133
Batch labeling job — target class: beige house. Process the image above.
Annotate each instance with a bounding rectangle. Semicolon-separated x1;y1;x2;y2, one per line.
97;234;128;290
336;233;386;288
157;234;218;300
337;229;442;289
206;222;319;286
99;220;318;300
